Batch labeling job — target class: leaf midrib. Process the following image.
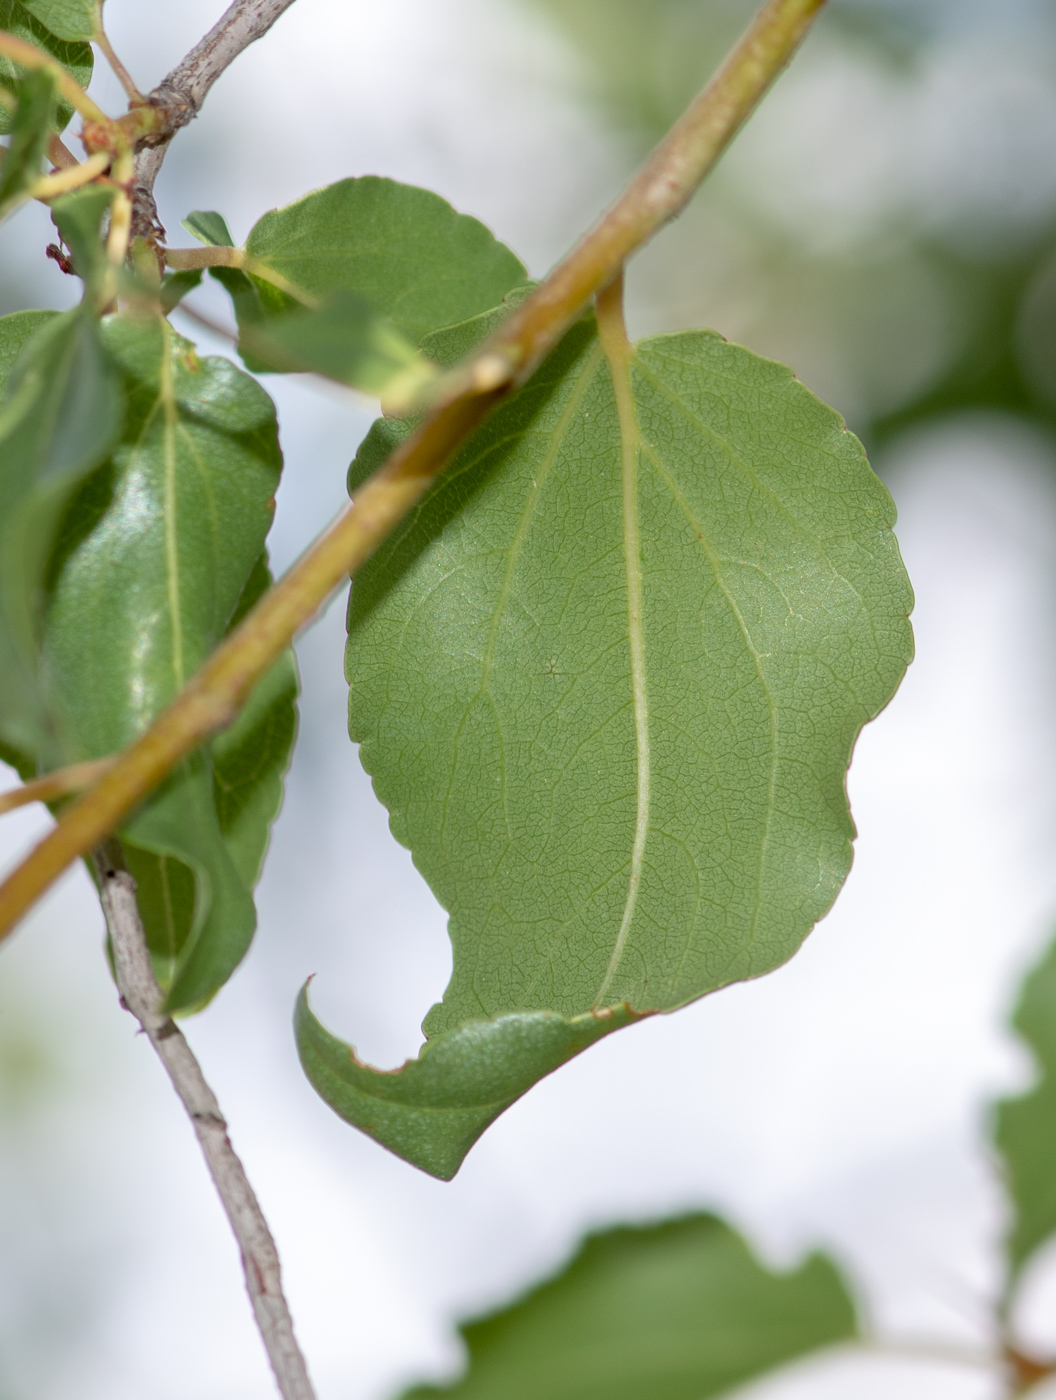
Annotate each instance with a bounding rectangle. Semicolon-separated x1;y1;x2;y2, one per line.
594;307;651;1009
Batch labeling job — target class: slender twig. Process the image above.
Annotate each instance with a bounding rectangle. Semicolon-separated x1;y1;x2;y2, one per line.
0;0;828;940
0;757;116;817
47;133;78;170
131;0;300;235
91;838;317;1400
94;26;144;103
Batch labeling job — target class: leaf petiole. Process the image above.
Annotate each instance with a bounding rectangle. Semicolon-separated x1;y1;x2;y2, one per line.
31;149;108;198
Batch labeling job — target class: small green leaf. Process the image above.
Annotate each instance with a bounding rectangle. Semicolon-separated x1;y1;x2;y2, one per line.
242;290;436;403
398;1213;859;1400
20;0;95;42
0;68;54;222
243;177;527;343
995;931;1056;1283
0;302;122;764
41;316;289;1010
182;209;235;248
300;316;913;1176
159;268;203;313
0;0;93;134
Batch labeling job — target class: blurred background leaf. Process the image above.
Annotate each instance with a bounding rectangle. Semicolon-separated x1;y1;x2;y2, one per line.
398;1213;859;1399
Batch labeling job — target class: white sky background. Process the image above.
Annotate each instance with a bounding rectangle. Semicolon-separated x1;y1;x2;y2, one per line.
4;2;1056;1397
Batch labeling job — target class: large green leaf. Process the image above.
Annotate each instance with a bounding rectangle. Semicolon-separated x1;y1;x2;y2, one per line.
299;314;913;1176
995;931;1056;1284
0;297;122;766
20;0;95;43
241;177;527;344
41;316;291;1011
0;68;53;222
399;1213;859;1400
0;0;93;134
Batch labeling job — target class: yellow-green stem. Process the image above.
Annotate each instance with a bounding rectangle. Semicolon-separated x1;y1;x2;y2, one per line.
0;0;828;942
0;757;116;817
32;150;109;198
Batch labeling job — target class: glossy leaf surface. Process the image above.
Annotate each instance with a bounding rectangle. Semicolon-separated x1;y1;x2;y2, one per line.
0;0;92;133
400;1213;858;1399
243;177;527;343
0;68;53;222
300;317;913;1176
42;316;291;1010
995;930;1056;1281
20;0;95;42
0;299;121;764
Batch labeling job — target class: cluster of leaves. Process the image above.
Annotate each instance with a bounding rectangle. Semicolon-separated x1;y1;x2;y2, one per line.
392;924;1056;1397
0;37;912;1175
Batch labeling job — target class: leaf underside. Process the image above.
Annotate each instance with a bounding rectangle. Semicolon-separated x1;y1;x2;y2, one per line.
399;1213;859;1400
0;0;93;134
995;929;1056;1284
297;313;914;1176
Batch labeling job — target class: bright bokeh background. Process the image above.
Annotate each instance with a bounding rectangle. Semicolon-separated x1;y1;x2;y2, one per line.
4;1;1056;1396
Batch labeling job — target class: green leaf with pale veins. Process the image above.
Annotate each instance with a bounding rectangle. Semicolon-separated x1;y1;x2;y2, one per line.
298;314;913;1177
41;316;293;1011
20;0;95;42
995;930;1056;1284
0;0;93;134
241;177;527;344
399;1213;859;1400
0;294;122;766
0;68;54;222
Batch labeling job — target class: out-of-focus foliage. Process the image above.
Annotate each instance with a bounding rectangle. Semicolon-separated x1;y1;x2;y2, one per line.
0;0;93;135
400;1214;858;1399
529;0;1056;444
